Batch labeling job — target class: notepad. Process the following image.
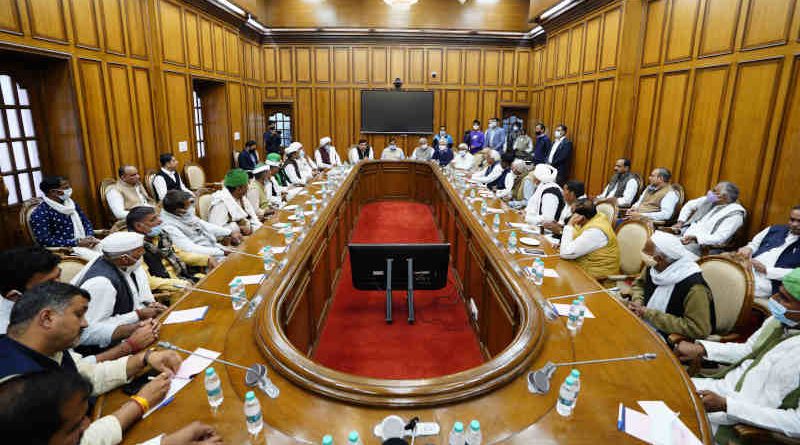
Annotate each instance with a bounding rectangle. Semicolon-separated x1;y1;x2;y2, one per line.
270;246;287;254
544;268;560;278
552;303;596;318
163;306;209;325
486;207;504;214
237;274;265;285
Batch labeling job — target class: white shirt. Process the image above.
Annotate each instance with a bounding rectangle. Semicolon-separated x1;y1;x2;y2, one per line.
0;297;13;334
315;146;341;169
452;152;474;170
599;177;638;207
494;171;517;199
161;212;230;258
547;137;564;164
284;162;306;185
411;146;435;161
682;200;745;246
105;185;151;220
77;266;154;348
208;191;262;233
525;183;562;225
349;147;374;163
471;163;502;184
560;224;609;259
381;146;405;160
633;189;679;222
152;168;193;202
747;227;799;298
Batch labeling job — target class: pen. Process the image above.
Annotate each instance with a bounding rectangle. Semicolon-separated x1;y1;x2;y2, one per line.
617;403;625;431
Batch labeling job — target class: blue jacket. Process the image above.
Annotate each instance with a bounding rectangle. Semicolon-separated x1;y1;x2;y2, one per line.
753;225;800;294
432;133;454;148
30;201;94;247
432;148;454;167
533;134;552;164
0;335;78;380
484;127;506;151
238;149;259;171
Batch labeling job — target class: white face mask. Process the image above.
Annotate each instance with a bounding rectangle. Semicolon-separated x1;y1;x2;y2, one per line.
641;252;658;268
555;130;564;138
489;122;497;128
61;188;73;201
421;144;428;148
121;257;143;275
473;125;480;130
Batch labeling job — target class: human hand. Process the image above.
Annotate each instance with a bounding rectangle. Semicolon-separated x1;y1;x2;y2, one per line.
568;214;586;227
146;350;182;376
137;372;171;407
127;322;158;350
736;247;753;259
77;237;99;248
751;259;767;274
681;236;697;245
240;225;253;236
162;422;223;445
207;256;219;269
230;232;244;245
628;301;646;317
673;341;706;362
137;306;162;320
698;390;727;412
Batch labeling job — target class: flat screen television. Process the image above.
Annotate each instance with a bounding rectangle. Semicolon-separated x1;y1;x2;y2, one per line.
348;243;450;291
360;90;434;134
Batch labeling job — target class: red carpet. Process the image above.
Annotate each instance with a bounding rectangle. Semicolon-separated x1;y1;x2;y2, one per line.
313;201;485;379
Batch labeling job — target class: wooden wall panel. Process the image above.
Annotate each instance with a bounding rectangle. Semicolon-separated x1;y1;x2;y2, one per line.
263;47;277;83
212;24;224;72
227;82;243;149
649;71;689;172
27;0;68;42
333;89;351;147
371;47;387;85
184;12;200;68
279;48;293;82
482;90;498;123
315;47;330;83
70;0;100;49
390;47;406;83
132;68;157;167
427;48;443;85
501;50;515;86
741;0;795;50
333;48;350;84
162;71;191;165
555;33;569;79
296;88;313;147
77;59;115;182
444;90;461;132
630;75;658;175
574;81;595;181
464;49;481;86
159;0;185;65
516;50;530;87
126;0;148;58
664;0;699;63
483;50;500;86
641;0;667;67
463;90;480;130
445;49;462;85
698;0;741;57
0;0;22;34
568;24;584;77
200;18;214;71
765;57;800;223
225;30;239;74
588;79;615;191
408;48;424;85
353;48;369;84
315;88;332;139
296;47;312;83
99;0;126;55
583;16;601;73
599;7;621;70
107;64;137;168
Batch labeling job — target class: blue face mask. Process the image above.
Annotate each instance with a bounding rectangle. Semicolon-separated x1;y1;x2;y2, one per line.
147;224;163;237
768;297;800;327
706;190;719;204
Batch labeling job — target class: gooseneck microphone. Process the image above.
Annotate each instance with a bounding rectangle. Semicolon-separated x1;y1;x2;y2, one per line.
546;287;620;301
528;353;657;394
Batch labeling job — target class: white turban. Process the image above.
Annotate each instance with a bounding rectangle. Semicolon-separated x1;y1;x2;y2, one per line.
533;164;558;183
511;159;527;173
488;150;501;161
651;231;693;261
101;232;144;254
285;142;302;154
320;136;331;146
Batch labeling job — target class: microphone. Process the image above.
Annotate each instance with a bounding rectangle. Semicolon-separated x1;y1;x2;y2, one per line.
173;283;246;301
158;341;279;399
547;287;620;302
220;247;264;259
528;353;657;395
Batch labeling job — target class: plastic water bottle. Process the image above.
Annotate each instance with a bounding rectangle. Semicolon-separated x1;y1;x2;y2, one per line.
243;391;263;436
533;258;545;285
492;213;500;233
262;246;275;271
322;435;333;445
347;431;363;445
449;422;465;445
508;230;518;253
230;278;246;310
284;228;295;246
556;375;578;416
466;420;482;445
204;367;223;412
295;205;305;223
566;299;581;332
470;188;477;198
570;368;581;396
480;200;488;216
576;295;586;328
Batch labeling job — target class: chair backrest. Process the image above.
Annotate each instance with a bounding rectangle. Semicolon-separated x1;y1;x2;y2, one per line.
596;202;617;224
144;169;158;201
631;172;644;204
196;187;215;221
698;255;753;335
98;178;117;222
19;197;43;244
233;151;240;168
668;183;686;224
183;163;206;191
615;219;653;275
58;256;89;284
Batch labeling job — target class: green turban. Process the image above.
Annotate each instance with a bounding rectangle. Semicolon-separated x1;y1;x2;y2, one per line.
267;153;281;162
783;268;800;300
223;168;249;187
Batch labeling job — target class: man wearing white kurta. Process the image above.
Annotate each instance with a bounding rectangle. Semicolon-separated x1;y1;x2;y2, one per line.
315;137;341;169
106;166;154;220
298;149;317;181
151;153;193;202
525;164;566;225
470;150;502;184
73;232;166;350
667;181;746;255
596;158;639;207
208;169;262;235
160;190;231;259
452;143;474;171
411;138;435;161
381;138;405;160
349;140;374;163
674;269;800;442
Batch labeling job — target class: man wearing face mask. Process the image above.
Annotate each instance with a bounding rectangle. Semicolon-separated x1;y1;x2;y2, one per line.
545;124;573;185
665;181;746;255
297;147;318;182
411;137;435;161
464;120;485;154
160;190;234;259
470;149;503;185
510;125;533;159
524;164;566;226
532;123;552;165
349;139;374;163
483;117;506;153
559;198;620;279
432;140;454;167
72;232;167;354
432;125;453;149
628;231;714;340
381;137;406;160
126;207;213;296
735;205;800;300
452;143;474;170
674;269;800;442
315;136;341;169
237;140;260;171
30;175;99;250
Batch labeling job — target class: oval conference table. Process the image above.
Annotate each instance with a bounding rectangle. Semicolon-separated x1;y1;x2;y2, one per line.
97;160;711;444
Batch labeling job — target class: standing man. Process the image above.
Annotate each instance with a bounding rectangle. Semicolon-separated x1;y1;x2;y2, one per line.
237;140;259;171
432;125;454;149
465;120;485;154
546;124;573;185
106;165;154;221
532;122;552;165
152;153;193;202
483;117;506;154
264;123;282;156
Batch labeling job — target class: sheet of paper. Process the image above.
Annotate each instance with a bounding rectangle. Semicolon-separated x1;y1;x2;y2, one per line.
237;274;265;285
486;207;504;214
271;246;287;254
143;348;220;418
143;377;191;418
508;222;529;229
544;268;559;278
622;406;652;443
163;306;208;325
620;403;702;445
552;303;596;318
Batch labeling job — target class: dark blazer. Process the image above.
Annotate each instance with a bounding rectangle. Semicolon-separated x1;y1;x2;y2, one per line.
238;149;258;171
548;138;573;185
532;134;552;164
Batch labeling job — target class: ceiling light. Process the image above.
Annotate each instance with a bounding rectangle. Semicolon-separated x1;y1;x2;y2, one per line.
383;0;419;10
246;15;268;33
207;0;245;17
320;28;370;32
540;0;577;20
526;26;545;38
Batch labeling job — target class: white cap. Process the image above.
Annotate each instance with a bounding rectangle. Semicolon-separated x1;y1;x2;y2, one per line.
252;164;269;174
533;164;558;183
651;231;696;261
319;136;331;146
488;150;501;161
285;142;302;154
101;232;144;254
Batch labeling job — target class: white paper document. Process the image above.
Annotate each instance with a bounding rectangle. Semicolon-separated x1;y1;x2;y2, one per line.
619;401;702;445
543;268;559;278
143;348;221;418
237;274;265;285
486;207;504;214
163;306;208;325
552;303;596;318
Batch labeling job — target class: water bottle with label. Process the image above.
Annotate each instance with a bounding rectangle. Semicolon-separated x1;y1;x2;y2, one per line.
347;431;363;445
243;391;263;436
295;205;305;223
566;299;581;332
556;375;578;416
480;200;488;216
508;230;518;253
470;188;477;198
466;420;482;445
230;278;246;310
204;367;223;412
576;295;586;328
533;258;545;285
284;228;295;246
448;422;465;445
570;368;581;396
322;435;333;445
262;246;275;272
492;213;500;233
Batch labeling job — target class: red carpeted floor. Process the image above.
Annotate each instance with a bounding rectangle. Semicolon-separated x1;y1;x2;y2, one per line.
313;201;485;379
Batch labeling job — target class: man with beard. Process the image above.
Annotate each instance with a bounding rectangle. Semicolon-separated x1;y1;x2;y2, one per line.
596;158;640;208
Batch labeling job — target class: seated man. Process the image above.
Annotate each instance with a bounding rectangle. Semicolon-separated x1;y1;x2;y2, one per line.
525;164;566;226
736;205;800;299
247;163;280;219
470;149;502;184
505;159;533;209
152;153;193;202
237;140;259;171
282;142;308;185
266;153;290;200
432;139;454;167
559;199;620;279
627;167;679;223
106;165;154;220
411;137;435;161
208;169;262;236
490;153;516;198
297;148;317;182
349;139;374;163
30;175;99;250
595;158;639;208
127;206;213;294
452;143;474;170
432;125;454;149
674;269;800;442
0;281;182;444
381;137;405;160
160;190;234;259
628;231;715;340
315;136;341;169
0;370;224;445
542;180;587;235
0;246;61;334
73;232;167;353
667;181;746;255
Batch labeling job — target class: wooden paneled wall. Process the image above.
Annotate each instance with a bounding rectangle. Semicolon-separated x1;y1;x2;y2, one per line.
530;0;800;236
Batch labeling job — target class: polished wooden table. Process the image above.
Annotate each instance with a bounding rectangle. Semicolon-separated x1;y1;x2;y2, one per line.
100;161;711;444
